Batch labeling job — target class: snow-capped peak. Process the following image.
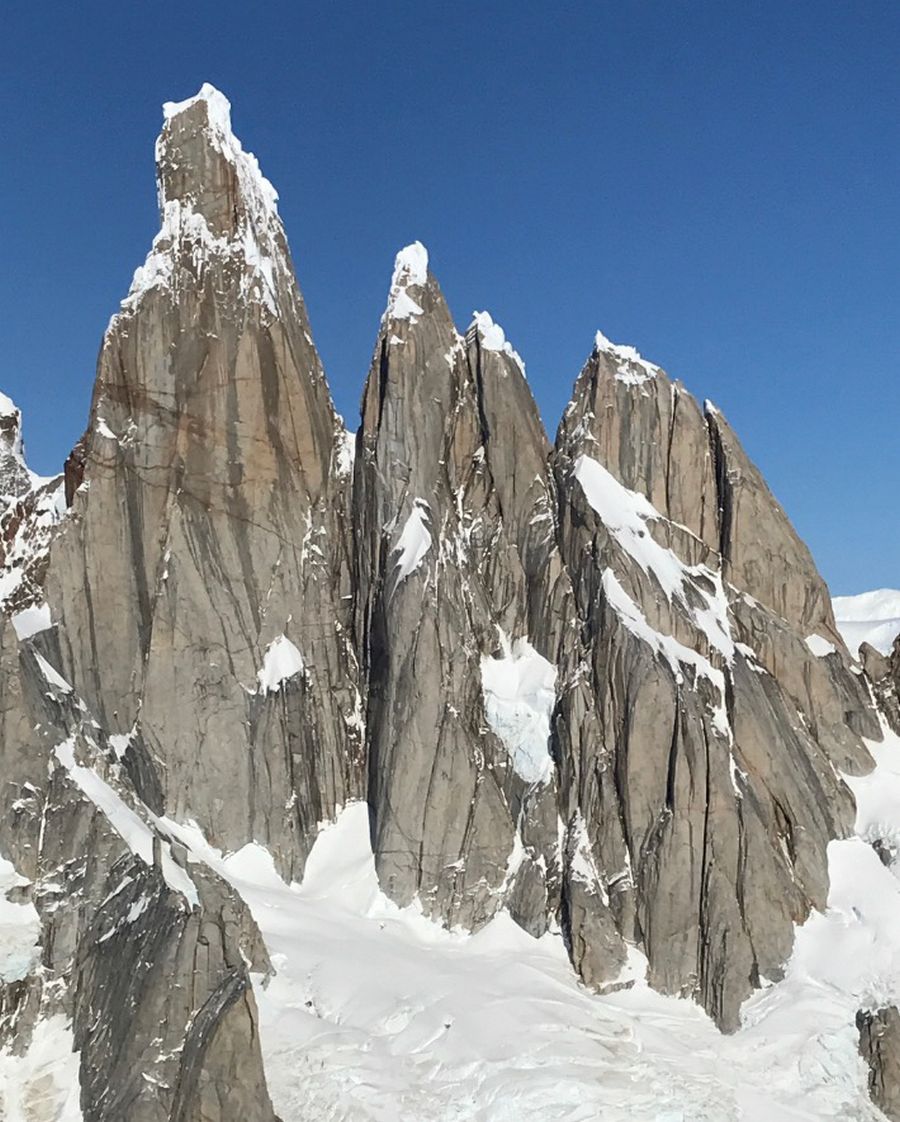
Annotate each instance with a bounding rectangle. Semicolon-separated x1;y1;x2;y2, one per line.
117;84;284;319
594;329;659;386
157;82;279;218
0;391;19;419
383;242;429;325
162;81;233;134
470;310;526;376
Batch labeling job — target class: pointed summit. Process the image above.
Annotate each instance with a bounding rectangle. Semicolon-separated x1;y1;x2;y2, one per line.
120;83;286;318
382;240;432;328
468;310;526;375
0;393;32;498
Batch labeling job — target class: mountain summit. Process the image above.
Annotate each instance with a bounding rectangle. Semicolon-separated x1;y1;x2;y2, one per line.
1;85;899;1122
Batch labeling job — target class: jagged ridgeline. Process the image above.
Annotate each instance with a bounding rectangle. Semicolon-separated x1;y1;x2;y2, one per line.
0;84;892;1120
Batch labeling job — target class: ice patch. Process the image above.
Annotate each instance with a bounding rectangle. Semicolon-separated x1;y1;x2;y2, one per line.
0;1015;82;1121
0;854;40;983
256;635;305;695
481;631;556;784
335;427;355;477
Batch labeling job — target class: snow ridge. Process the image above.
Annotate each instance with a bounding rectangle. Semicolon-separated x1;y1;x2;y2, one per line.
833;589;900;656
471;310;526;375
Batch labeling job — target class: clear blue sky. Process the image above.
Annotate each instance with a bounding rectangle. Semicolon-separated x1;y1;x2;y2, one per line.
1;2;897;593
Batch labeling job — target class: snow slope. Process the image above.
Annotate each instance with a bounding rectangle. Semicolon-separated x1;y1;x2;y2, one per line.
834;589;900;656
156;754;900;1122
7;722;900;1120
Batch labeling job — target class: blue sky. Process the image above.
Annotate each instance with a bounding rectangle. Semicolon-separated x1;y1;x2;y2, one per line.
1;2;897;593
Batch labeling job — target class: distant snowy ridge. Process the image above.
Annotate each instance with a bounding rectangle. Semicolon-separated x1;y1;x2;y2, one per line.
834;589;900;656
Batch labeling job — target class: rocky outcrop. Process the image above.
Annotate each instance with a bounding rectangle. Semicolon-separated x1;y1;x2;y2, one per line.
861;638;900;735
42;85;362;877
355;252;565;931
858;1006;900;1121
0;395;37;504
0;605;278;1120
1;84;359;1115
552;334;876;1028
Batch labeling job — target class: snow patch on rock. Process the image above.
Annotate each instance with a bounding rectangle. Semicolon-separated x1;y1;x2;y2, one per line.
602;571;732;742
383;242;428;325
119;83;283;318
481;632;557;785
574;454;734;661
0;854;40;984
256;635;305;695
53;737;198;907
11;601;52;640
806;633;837;658
391;499;432;588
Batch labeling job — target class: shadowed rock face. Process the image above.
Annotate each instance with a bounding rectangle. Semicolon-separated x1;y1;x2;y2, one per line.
858;1006;900;1121
0;82;890;1114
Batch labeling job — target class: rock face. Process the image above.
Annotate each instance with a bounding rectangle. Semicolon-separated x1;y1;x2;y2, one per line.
858;1006;900;1121
861;638;900;735
1;84;354;1117
0;82;892;1115
45;85;362;877
355;257;565;931
552;335;878;1027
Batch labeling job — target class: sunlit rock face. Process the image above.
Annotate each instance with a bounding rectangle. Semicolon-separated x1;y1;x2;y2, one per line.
0;83;892;1120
